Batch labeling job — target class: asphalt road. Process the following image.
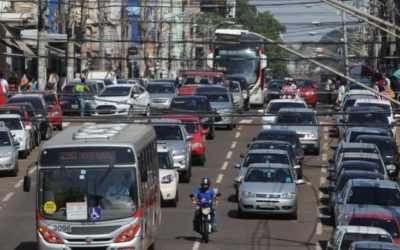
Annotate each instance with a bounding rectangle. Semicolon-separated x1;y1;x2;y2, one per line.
0;115;336;250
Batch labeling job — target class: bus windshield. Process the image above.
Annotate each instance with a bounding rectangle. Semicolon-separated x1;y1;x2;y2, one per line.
39;168;137;222
215;49;260;85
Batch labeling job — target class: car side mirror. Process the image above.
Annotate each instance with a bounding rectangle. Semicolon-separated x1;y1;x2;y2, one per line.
234;164;241;169
23;176;31;192
234;176;242;183
258;109;264;115
327;168;335;173
186;135;194;141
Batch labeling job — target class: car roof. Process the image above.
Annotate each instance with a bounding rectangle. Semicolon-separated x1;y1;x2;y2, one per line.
340;160;380;167
150;119;183;125
350;106;385;112
338;170;383;179
182;71;224;76
251;140;292;146
172;96;207;100
278;107;315;113
349;179;398;189
247;163;292;169
247;149;289;155
337;225;392;235
349;210;397;220
347;89;378;95
350;241;400;249
196;85;228;90
258;129;298;135
105;84;133;88
148;81;174;85
10;94;42;99
162;115;200;122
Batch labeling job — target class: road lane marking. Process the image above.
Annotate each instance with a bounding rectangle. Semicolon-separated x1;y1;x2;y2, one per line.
239;119;253;124
192;241;201;250
226;151;233;159
235;132;241;138
316;243;322;250
323;142;328;150
231;141;237;149
221;161;229;170
323;134;329;140
320;177;326;185
321;167;327;174
323;126;329;132
62;122;71;127
14;179;23;189
28;167;37;175
318;191;323;199
2;192;14;202
216;174;224;184
316;222;322;235
322;154;327;161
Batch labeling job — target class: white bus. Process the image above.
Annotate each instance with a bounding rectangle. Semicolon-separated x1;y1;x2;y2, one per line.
23;123;160;250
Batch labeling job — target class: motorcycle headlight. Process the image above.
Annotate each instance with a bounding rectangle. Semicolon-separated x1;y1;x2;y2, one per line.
0;151;13;157
242;191;254;198
192;142;203;148
173;149;186;156
161;174;173;184
386;164;396;173
281;192;296;199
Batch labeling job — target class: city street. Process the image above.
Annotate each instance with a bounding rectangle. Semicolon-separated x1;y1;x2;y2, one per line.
0;115;336;250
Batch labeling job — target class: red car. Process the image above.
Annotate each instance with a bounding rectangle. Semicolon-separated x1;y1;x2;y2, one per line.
347;210;400;244
179;71;226;96
162;115;208;165
293;78;317;107
38;91;63;130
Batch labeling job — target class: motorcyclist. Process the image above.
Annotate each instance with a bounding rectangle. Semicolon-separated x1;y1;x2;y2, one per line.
282;78;298;99
191;177;219;231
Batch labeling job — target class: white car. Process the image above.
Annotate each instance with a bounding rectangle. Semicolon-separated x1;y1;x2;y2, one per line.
91;84;150;116
354;99;396;136
157;143;179;207
260;99;307;130
0;114;31;159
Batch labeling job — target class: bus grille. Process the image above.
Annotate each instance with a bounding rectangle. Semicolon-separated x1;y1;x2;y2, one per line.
69;225;120;235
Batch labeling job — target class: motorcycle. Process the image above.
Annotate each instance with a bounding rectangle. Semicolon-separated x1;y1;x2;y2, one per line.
190;193;221;243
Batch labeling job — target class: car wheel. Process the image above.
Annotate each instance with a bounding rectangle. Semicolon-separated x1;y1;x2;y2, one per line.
10;163;18;177
227;124;233;130
290;212;298;220
199;155;206;166
237;205;245;219
44;125;53;140
182;169;191;183
19;150;28;159
35;132;41;146
57;124;63;131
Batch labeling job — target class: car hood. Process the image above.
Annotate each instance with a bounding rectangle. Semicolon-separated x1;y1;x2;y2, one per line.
272;124;319;134
150;93;175;99
0;146;14;153
240;182;295;194
157;140;186;151
159;169;176;178
210;102;233;110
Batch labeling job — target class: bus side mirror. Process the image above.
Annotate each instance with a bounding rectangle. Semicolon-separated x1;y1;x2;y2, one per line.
23;176;31;192
260;54;267;69
206;53;213;68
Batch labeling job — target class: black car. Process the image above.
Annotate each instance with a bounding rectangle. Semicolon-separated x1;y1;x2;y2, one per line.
226;76;250;111
58;82;97;116
265;80;285;103
356;135;400;180
8;94;52;140
254;129;304;163
169;96;216;140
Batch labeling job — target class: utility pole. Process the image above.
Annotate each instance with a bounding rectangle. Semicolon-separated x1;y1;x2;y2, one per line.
66;0;75;81
341;1;350;78
121;0;127;78
37;0;48;91
98;0;105;70
80;0;88;73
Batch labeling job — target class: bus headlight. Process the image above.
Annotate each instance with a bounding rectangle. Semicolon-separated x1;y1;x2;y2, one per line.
38;226;64;244
114;223;141;243
161;174;173;184
386;164;396;173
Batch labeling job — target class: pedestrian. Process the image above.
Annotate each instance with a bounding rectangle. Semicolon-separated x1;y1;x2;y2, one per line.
47;69;59;91
0;71;9;94
58;72;67;92
383;72;391;87
7;72;19;92
20;72;29;92
73;78;89;117
73;72;81;81
31;77;38;92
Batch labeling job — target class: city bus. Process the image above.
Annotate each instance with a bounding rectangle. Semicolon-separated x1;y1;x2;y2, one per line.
207;29;268;106
23;123;160;250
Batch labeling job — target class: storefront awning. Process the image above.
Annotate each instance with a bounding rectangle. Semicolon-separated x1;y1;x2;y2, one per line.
0;23;35;56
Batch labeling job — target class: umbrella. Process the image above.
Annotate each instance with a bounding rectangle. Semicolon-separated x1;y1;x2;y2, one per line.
349;64;375;77
393;69;400;79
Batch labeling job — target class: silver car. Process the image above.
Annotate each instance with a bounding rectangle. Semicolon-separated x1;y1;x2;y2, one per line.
194;85;237;130
147;81;177;109
0;126;19;176
238;163;298;219
271;107;320;155
229;81;244;111
152;119;193;183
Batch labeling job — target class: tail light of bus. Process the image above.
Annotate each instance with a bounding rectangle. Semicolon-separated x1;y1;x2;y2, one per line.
38;226;64;244
114;223;141;243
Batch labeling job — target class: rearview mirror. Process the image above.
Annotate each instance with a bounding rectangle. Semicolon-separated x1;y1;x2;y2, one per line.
234;164;241;169
333;195;343;204
23;176;31;192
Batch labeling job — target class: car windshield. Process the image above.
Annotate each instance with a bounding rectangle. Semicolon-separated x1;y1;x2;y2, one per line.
8;98;43;111
181;120;198;134
348;112;389;125
99;87;131;97
256;133;301;148
44;94;58;105
244;167;293;183
0;118;22;130
243;153;290;167
195;89;229;103
293;79;313;88
267;102;306;114
357;103;391;112
358;139;396;156
170;99;209;111
147;84;174;94
341;232;392;249
158;152;173;169
349;132;388;142
347;187;400;206
349;218;400;239
183;76;224;85
229;82;240;93
0;131;11;146
38;168;137;222
268;81;284;90
276;113;316;125
154;125;183;140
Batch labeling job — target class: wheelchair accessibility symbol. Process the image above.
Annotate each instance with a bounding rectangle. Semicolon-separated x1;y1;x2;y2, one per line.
89;207;102;221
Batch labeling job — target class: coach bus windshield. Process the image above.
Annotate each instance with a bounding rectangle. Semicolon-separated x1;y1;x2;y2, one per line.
215;49;260;85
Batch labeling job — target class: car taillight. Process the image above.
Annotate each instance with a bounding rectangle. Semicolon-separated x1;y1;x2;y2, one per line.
59;100;67;106
38;226;64;244
114;223;141;243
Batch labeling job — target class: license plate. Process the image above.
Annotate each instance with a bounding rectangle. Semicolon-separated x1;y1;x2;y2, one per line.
71;104;79;109
259;203;275;208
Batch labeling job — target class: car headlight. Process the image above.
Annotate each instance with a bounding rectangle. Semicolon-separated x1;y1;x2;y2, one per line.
161;174;173;184
172;149;186;156
281;192;296;199
192;142;203;148
242;191;254;198
0;152;13;157
386;164;396;173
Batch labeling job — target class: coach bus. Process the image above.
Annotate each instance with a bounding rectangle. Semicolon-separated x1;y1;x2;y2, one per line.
23;123;160;250
207;29;268;106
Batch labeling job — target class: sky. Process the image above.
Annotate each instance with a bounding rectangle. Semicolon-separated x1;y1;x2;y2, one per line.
249;0;358;43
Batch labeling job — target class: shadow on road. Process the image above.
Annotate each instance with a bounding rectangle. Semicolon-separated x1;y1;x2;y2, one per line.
319;186;330;195
175;235;201;242
15;242;37;250
227;194;237;203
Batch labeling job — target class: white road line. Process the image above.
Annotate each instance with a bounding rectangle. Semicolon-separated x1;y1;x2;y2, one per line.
323;126;329;132
235;132;241;138
216;174;224;184
221;161;229;170
62;122;71;127
192;241;201;250
322;154;328;161
226;151;233;159
239;119;253;124
28;167;37;175
14;179;23;189
318;191;323;199
320;177;326;185
316;222;322;235
315;243;322;250
321;167;327;174
323;143;328;150
231;141;237;149
323;134;329;140
2;192;14;202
